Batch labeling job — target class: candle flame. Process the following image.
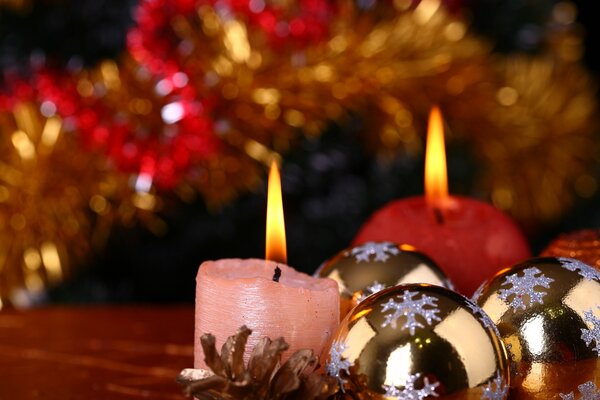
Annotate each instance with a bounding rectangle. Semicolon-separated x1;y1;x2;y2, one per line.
266;160;287;264
425;106;449;205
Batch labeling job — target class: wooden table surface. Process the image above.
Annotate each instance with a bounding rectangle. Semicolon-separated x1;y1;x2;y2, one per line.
0;307;194;400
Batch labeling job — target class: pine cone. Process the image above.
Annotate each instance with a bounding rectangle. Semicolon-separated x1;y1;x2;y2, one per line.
177;326;339;400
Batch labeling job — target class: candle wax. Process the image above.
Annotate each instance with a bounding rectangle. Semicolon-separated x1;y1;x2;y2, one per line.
353;195;530;296
195;258;339;369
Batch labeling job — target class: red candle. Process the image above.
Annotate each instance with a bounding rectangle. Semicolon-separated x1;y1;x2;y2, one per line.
353;107;530;296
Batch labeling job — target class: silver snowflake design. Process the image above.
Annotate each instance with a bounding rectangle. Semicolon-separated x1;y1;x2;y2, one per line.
465;300;501;338
381;290;441;334
382;373;439;399
471;282;486;303
559;257;600;282
560;381;600;400
481;373;508;400
357;281;387;302
497;267;554;311
581;307;600;356
346;241;400;263
326;340;353;388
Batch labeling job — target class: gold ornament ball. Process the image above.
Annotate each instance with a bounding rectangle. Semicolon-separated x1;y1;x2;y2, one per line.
325;284;509;399
316;241;453;319
474;257;600;399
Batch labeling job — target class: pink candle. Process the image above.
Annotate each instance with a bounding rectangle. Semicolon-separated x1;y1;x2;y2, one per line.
354;107;530;296
194;258;339;368
194;161;339;368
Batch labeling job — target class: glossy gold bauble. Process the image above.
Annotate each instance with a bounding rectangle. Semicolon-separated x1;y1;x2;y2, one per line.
325;284;509;399
316;241;453;319
474;257;600;399
541;228;600;270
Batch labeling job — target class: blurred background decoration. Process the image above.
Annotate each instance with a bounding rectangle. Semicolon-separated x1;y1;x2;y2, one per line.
0;0;599;307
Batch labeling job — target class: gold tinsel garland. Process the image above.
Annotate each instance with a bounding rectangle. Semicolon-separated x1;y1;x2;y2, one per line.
0;91;163;308
0;101;92;307
459;55;598;226
128;0;598;228
75;56;266;206
170;0;489;156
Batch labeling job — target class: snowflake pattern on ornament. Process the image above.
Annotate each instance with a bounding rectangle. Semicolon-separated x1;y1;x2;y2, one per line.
346;242;400;263
471;282;486;303
357;281;387;302
465;300;501;338
380;290;441;334
581;307;600;356
326;340;353;388
382;373;439;399
481;373;508;400
497;267;554;311
559;258;600;281
559;381;600;400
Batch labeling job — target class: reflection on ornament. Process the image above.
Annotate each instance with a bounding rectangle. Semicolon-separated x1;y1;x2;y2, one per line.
476;257;600;399
316;241;452;319
465;300;499;334
325;284;509;399
542;229;600;270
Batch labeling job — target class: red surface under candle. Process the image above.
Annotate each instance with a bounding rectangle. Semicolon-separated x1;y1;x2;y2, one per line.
194;258;339;369
353;195;530;296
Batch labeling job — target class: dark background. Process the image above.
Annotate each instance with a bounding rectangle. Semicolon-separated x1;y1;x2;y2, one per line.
1;0;599;304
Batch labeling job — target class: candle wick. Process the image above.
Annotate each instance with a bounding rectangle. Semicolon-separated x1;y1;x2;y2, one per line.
272;266;282;282
434;207;445;225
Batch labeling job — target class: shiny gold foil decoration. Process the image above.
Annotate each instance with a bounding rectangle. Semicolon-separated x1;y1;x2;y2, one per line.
77;57;265;207
139;0;490;204
541;228;600;270
325;284;509;399
0;101;93;308
140;0;600;227
316;241;452;319
448;54;600;228
0;97;162;308
475;257;600;399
